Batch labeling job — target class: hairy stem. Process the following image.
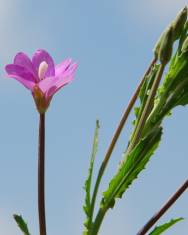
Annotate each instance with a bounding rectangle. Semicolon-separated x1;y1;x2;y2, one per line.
89;57;157;233
136;179;188;235
38;113;46;235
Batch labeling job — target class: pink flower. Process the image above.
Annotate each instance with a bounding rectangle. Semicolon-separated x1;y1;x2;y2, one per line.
5;49;77;113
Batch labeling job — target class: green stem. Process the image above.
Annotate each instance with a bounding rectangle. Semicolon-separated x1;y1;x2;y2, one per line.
91;208;106;235
38;113;46;235
89;58;157;233
136;179;188;235
127;63;165;153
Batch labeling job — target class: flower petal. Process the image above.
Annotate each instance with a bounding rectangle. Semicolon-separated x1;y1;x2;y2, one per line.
45;63;78;98
55;58;72;76
5;64;36;82
45;76;74;99
38;76;55;93
32;49;55;78
14;52;37;79
5;64;35;90
61;62;78;77
38;63;77;94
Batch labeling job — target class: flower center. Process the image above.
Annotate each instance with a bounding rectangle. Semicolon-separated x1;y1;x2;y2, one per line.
38;61;48;80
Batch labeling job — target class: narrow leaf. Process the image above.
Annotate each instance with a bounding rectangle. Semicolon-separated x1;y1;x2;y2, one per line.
13;214;31;235
149;217;184;235
83;120;100;230
102;127;162;209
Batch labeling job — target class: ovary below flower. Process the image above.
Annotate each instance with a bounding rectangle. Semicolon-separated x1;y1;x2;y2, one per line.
5;49;77;113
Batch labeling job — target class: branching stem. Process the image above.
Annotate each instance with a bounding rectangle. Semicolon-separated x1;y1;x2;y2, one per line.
136;179;188;235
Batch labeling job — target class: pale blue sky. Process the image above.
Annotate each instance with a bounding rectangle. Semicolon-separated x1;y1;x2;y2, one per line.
0;0;188;235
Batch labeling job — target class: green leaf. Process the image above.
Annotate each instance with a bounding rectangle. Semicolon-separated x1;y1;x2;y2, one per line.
149;217;184;235
13;214;31;235
102;127;162;209
83;120;100;230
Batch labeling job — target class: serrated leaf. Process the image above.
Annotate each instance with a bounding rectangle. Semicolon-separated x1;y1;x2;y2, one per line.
102;127;162;209
13;214;31;235
160;53;188;97
149;217;184;235
83;120;100;230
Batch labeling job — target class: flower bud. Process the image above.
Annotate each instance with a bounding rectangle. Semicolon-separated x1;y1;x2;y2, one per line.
153;6;187;59
158;26;174;65
181;36;188;53
171;6;187;40
153;32;165;60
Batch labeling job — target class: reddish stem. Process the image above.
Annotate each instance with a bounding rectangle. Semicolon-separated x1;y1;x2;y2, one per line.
136;179;188;235
38;113;46;235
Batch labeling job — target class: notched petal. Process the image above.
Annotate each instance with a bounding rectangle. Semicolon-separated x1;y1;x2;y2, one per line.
55;58;72;76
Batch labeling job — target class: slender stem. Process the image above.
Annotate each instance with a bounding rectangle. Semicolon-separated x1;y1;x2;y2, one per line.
38;113;46;235
89;58;157;232
91;208;106;235
127;63;165;153
136;179;188;235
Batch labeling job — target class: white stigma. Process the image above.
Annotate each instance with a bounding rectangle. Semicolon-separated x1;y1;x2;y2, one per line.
38;61;48;80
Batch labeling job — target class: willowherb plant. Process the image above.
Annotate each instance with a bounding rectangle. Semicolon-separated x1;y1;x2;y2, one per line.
2;5;188;235
83;6;188;235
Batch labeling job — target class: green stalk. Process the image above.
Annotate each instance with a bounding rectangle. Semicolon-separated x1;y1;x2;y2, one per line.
90;208;106;235
127;63;165;153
